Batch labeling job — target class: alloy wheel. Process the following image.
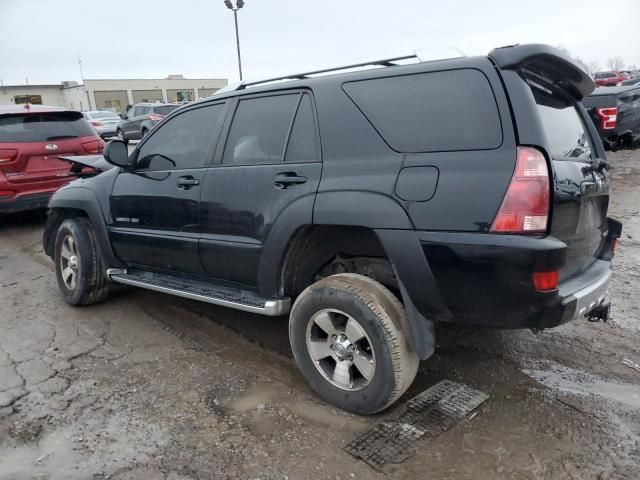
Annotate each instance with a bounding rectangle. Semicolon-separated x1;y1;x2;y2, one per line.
305;308;376;391
59;234;79;290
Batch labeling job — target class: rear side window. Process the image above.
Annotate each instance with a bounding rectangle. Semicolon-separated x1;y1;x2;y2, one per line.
223;94;299;165
0;111;95;142
532;87;593;161
342;69;502;153
285;94;320;163
154;105;179;115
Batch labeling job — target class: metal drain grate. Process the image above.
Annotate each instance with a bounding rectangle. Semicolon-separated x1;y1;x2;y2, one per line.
343;380;489;472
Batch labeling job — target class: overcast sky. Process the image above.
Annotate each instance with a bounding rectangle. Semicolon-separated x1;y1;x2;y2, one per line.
1;0;639;86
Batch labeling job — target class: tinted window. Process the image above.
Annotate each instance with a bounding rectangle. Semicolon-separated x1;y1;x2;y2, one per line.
136;106;150;116
532;87;592;161
342;69;502;153
223;94;299;164
0;111;95;142
154;105;179;115
136;104;224;170
285;94;320;162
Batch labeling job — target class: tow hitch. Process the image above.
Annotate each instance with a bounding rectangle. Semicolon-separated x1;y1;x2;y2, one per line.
586;302;611;322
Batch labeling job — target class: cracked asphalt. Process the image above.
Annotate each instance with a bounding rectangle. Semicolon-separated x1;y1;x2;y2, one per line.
1;149;639;480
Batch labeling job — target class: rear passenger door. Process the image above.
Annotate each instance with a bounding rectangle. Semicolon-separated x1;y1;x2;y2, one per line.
199;91;322;287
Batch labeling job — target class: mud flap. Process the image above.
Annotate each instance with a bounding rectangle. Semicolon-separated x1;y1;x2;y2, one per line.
395;271;435;360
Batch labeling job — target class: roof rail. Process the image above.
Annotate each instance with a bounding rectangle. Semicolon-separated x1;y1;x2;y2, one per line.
215;54;421;94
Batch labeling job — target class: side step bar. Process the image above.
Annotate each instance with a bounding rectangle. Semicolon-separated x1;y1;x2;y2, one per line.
106;269;290;316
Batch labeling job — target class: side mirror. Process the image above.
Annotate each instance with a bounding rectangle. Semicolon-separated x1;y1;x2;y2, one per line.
103;140;134;169
120;113;127;120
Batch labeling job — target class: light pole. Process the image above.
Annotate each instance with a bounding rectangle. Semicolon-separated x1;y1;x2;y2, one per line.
224;0;245;81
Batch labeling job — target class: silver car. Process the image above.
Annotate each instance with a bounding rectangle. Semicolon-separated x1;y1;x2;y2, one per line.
82;110;121;139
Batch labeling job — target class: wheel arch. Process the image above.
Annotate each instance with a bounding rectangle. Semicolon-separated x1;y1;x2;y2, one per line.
44;187;122;271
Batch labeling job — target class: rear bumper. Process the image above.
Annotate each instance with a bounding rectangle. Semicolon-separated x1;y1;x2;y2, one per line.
0;192;52;214
406;224;620;330
558;260;612;323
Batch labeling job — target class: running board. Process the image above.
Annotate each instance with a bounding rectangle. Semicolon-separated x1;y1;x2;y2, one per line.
106;268;290;316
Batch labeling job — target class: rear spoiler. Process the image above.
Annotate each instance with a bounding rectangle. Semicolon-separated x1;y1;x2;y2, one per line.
489;44;595;100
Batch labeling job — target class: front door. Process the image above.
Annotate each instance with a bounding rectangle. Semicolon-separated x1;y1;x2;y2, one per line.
109;101;227;274
199;92;322;287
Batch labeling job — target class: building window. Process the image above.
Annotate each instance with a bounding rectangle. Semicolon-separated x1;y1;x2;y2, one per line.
14;95;43;105
167;89;195;102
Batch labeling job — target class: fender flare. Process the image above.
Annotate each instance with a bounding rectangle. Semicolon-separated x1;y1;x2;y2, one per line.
46;187;122;271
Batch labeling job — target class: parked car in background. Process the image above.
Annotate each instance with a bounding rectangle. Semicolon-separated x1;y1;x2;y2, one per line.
616;77;640;87
594;71;628;87
43;44;621;414
116;103;181;144
82;110;121;139
0;105;104;216
583;85;640;150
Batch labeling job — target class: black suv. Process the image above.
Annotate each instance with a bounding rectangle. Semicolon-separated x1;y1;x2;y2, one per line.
43;44;621;414
116;103;180;144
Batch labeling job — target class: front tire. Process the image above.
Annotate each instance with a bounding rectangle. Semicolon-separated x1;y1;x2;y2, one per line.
289;273;419;414
54;217;110;306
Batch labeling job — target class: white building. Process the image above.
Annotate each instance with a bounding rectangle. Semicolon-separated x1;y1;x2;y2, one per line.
0;75;228;113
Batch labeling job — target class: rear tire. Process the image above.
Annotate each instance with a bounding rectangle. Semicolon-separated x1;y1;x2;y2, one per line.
54;217;110;306
289;273;419;414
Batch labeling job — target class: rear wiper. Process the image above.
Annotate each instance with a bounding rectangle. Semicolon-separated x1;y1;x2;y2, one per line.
46;135;78;140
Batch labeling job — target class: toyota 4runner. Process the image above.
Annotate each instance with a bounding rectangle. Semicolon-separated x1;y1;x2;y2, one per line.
43;44;622;414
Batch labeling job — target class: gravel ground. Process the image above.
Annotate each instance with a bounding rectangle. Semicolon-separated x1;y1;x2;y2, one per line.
0;149;639;480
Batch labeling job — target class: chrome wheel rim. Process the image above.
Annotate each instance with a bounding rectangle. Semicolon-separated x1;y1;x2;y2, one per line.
59;234;79;290
305;308;376;391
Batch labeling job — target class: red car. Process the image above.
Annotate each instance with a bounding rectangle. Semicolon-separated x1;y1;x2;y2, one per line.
594;71;629;87
0;105;104;216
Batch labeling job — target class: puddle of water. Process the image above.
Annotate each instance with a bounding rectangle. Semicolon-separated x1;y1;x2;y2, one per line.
0;427;83;480
523;363;640;409
227;382;281;413
227;382;368;431
287;400;368;431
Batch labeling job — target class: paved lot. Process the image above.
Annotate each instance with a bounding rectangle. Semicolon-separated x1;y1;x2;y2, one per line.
0;150;639;479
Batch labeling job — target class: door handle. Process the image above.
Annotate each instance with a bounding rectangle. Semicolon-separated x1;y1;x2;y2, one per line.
177;176;200;189
274;172;307;189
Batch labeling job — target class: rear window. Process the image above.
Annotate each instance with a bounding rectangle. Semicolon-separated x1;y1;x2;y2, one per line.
342;69;502;153
0;111;95;143
532;86;593;161
153;105;179;116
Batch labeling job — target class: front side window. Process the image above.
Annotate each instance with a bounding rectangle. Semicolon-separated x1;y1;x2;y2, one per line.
223;94;299;165
135;104;225;171
532;87;593;161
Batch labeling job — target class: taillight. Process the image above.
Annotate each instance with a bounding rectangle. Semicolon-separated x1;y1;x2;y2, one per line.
147;114;164;121
0;149;18;164
89;120;103;127
533;271;559;291
596;108;617;130
81;139;105;154
491;147;550;234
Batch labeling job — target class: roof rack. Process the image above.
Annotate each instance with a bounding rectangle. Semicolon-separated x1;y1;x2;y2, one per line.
217;54;421;94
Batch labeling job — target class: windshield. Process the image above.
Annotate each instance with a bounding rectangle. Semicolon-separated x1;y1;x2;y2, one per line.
154;105;179;116
0;111;95;142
